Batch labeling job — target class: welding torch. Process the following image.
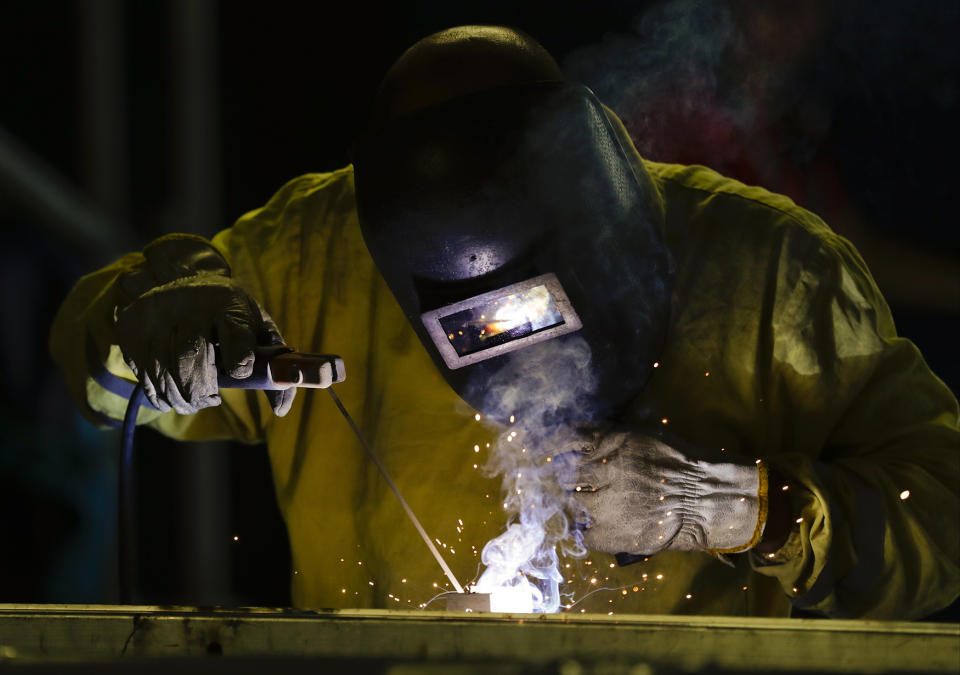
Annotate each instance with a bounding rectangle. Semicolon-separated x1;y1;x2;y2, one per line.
119;346;345;603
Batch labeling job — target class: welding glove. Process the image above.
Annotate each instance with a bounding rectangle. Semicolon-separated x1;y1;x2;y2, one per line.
114;234;295;416
561;428;767;556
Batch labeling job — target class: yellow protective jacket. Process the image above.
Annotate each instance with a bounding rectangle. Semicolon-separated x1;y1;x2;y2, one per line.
50;129;959;619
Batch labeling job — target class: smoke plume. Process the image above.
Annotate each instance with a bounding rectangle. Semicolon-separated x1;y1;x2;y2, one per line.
471;335;596;613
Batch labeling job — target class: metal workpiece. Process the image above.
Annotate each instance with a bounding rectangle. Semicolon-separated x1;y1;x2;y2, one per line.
0;605;957;674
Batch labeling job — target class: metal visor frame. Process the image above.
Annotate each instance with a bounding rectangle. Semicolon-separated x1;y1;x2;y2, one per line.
421;273;582;369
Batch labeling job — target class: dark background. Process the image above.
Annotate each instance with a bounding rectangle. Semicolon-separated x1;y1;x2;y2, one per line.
0;0;957;616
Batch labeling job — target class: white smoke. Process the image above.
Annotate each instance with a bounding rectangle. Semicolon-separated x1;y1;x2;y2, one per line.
471;335;597;613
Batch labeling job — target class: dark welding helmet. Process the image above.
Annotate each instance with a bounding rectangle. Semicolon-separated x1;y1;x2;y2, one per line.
354;82;672;423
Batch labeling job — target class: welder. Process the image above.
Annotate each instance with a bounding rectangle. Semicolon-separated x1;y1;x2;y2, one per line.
50;26;959;619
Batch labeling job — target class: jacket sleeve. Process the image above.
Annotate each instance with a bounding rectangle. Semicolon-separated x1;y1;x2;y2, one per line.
749;226;960;620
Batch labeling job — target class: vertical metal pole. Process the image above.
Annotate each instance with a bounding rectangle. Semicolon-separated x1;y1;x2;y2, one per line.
79;0;129;603
170;0;231;606
79;0;128;220
170;0;222;238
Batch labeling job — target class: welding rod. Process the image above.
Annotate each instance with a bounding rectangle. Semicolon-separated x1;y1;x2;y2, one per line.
327;388;465;594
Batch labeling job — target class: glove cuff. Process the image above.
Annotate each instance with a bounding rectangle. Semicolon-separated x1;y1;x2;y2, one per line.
671;459;768;554
705;461;768;554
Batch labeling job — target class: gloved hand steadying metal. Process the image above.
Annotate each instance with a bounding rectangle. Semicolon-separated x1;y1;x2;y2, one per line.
561;428;768;556
114;234;295;417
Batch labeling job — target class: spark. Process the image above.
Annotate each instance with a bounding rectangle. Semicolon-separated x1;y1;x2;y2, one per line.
767;553;776;558
474;413;481;421
661;418;669;425
546;457;552;462
368;581;374;586
686;594;693;599
782;485;790;491
632;586;639;592
358;561;363;566
473;445;480;453
473;464;478;469
232;536;239;542
653;362;660;368
793;587;799;594
899;490;911;500
755;459;762;464
704;372;710;377
739;497;746;502
509;415;515;423
720;447;725;452
341;588;346;593
458;518;464;525
796;517;804;523
401;578;407;583
742;586;749;591
432;582;438;588
339;558;344;562
609;563;615;568
590;578;598;584
656;574;663;580
621;589;628;596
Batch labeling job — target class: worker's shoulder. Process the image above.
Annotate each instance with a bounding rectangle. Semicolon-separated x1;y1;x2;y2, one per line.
263;167;356;211
229;167;356;240
645;160;834;242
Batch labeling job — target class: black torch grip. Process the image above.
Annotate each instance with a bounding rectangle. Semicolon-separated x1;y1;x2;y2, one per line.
615;552;648;567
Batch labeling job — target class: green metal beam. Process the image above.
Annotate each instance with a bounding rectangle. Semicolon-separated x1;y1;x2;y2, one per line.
0;605;957;673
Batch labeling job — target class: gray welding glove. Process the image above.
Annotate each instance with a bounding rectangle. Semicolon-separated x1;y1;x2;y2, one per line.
115;234;295;417
561;428;768;556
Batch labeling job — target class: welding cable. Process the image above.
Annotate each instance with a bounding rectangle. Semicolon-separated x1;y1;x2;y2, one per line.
327;387;465;593
119;382;147;604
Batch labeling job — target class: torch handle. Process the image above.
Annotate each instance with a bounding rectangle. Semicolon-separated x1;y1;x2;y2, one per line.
216;346;345;390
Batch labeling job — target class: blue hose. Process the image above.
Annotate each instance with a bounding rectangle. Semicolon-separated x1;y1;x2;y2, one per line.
119;382;148;603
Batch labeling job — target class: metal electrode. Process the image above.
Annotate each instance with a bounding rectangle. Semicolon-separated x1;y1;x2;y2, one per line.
327;388;464;594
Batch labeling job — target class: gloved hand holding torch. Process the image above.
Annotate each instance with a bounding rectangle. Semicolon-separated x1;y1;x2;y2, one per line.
562;428;769;557
113;234;304;416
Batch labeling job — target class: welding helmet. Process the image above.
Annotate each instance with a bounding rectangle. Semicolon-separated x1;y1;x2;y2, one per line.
354;82;672;424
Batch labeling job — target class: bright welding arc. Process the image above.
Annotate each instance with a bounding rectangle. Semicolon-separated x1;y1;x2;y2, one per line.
327;387;465;594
